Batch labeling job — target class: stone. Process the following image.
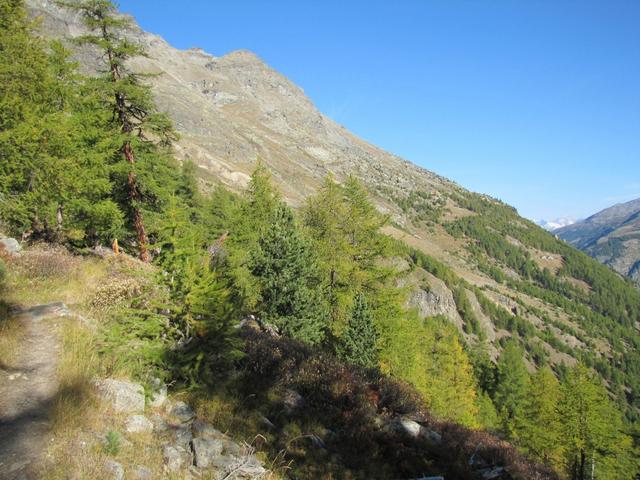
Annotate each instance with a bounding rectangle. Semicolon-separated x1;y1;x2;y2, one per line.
149;377;167;408
478;467;510;480
94;378;145;414
387;417;442;445
192;419;224;439
173;424;193;448
168;401;195;424
103;460;124;480
395;418;422;439
150;413;169;432
192;437;224;468
0;237;21;254
258;415;275;430
125;415;154;434
163;445;192;472
133;465;153;480
423;429;442;445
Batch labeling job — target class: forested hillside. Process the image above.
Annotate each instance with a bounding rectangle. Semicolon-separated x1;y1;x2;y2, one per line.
1;1;639;479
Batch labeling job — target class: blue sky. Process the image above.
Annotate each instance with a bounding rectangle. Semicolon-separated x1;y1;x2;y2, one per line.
118;0;640;221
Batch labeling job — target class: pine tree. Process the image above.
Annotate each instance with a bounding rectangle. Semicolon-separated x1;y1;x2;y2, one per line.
251;203;326;344
338;292;378;368
516;366;564;469
493;340;529;435
64;0;178;261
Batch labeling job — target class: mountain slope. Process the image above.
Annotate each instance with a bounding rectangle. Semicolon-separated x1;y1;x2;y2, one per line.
556;198;640;285
26;0;640;421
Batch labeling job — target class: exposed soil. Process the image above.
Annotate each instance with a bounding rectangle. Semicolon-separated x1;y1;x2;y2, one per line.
0;303;68;480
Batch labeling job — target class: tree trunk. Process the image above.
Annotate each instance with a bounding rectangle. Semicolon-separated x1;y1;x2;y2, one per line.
123;141;150;263
104;24;150;263
579;449;586;480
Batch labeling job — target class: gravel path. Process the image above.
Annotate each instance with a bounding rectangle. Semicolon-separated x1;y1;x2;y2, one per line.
0;303;69;480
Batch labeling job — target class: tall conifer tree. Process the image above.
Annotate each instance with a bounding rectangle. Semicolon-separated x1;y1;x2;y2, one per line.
251;203;326;344
64;0;177;261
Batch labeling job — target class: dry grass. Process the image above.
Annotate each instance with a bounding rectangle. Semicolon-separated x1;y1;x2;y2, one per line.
2;245;108;307
50;319;99;432
0;314;24;370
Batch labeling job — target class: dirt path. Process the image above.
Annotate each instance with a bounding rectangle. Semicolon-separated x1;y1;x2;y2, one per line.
0;303;69;480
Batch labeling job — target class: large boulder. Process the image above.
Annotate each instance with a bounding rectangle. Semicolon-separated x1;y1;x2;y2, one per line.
94;379;145;414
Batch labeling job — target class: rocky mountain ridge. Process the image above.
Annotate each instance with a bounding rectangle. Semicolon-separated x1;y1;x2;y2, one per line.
556;198;640;285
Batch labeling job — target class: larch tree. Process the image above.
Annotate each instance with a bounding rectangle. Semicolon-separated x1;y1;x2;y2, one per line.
493;340;529;436
0;0;121;243
516;365;564;469
559;364;637;480
64;0;177;261
422;318;480;428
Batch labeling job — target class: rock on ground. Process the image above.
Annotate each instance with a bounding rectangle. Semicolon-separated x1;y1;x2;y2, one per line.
149;377;167;408
103;459;125;480
125;415;154;434
133;465;153;480
0;237;22;254
163;445;192;472
192;437;224;468
167;400;195;424
94;378;145;414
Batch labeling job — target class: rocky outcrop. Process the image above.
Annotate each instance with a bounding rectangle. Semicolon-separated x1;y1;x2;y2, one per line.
406;271;463;331
556;197;640;284
92;378;269;478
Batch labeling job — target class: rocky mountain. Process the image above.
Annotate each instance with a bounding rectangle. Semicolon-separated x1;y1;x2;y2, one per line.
25;0;640;417
556;198;640;285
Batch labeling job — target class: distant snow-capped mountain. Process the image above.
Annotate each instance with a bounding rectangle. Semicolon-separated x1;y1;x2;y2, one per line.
538;218;576;231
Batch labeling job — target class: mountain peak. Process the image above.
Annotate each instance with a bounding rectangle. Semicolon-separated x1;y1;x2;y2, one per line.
221;49;265;65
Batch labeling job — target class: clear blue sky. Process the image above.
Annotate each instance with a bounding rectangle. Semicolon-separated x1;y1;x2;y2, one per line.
118;0;640;221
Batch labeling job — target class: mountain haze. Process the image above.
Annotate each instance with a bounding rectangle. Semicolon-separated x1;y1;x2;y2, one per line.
25;0;640;421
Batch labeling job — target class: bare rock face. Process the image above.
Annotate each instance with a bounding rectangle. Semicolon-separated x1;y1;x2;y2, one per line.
407;272;463;331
